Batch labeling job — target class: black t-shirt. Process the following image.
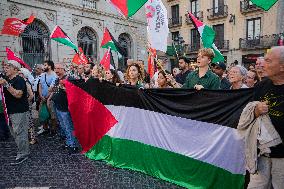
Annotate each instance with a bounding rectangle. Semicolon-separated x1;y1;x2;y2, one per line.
52;76;69;112
4;75;29;114
254;79;284;158
175;70;191;85
220;77;231;90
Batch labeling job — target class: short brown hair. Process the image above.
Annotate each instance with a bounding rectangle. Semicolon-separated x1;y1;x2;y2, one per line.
198;48;215;61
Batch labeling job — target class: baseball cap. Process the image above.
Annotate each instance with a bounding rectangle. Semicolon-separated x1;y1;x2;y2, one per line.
211;62;226;70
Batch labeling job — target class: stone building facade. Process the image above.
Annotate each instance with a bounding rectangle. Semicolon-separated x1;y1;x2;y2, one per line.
0;0;148;70
164;0;284;67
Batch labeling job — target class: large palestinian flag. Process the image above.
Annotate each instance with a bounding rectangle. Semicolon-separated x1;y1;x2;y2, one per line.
65;79;253;189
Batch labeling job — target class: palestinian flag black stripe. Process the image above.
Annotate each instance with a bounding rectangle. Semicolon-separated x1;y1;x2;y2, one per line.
70;78;253;128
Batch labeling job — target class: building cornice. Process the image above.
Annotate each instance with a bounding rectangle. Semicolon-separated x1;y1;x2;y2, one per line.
8;0;147;26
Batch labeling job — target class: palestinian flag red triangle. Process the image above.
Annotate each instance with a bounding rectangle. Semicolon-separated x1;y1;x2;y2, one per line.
65;80;118;153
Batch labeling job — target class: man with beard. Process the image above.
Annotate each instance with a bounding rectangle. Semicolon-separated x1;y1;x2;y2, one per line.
52;63;79;153
211;62;231;90
0;60;30;165
175;57;191;85
38;60;57;135
83;62;95;81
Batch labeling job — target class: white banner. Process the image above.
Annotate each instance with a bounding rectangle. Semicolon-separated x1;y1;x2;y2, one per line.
145;0;169;52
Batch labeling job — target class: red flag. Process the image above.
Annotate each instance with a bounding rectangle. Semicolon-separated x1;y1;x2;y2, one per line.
6;48;31;71
100;49;111;70
72;47;88;65
148;48;156;78
1;15;35;36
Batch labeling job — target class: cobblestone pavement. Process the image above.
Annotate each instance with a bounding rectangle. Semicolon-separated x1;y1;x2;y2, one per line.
0;135;182;189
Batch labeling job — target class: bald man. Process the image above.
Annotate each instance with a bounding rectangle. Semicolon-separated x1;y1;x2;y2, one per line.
249;46;284;189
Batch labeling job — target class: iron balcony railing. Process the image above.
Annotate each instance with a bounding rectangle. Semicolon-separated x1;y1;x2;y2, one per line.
186;11;203;24
207;5;228;20
240;0;262;13
185;43;200;54
169;16;182;28
239;33;283;50
214;40;230;51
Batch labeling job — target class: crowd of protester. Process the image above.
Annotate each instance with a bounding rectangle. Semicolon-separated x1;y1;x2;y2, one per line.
0;46;283;188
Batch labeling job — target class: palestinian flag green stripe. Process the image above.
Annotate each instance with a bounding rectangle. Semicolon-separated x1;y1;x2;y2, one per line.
86;135;244;189
52;37;78;52
101;41;118;52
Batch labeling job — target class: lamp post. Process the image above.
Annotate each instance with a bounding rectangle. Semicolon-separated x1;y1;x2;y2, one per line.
173;34;185;58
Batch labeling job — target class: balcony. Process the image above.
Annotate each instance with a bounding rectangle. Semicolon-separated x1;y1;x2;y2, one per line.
240;1;262;14
169;16;182;28
81;0;97;9
207;5;228;20
239;34;282;50
185;43;200;54
186;11;203;25
214;40;230;51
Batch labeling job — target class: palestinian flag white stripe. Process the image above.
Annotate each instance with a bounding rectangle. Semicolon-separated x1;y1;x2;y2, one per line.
105;105;245;175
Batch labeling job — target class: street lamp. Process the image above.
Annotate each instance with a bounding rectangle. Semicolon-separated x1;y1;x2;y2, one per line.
173;34;185;57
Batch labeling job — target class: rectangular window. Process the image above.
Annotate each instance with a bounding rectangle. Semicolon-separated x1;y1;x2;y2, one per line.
191;0;200;15
171;5;179;19
191;29;200;50
213;24;224;48
247;18;261;39
171;4;180;25
172;31;180;41
213;0;224;14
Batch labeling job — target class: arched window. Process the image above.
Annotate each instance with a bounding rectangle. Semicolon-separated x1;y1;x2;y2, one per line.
77;27;97;62
118;33;132;69
21;19;51;69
